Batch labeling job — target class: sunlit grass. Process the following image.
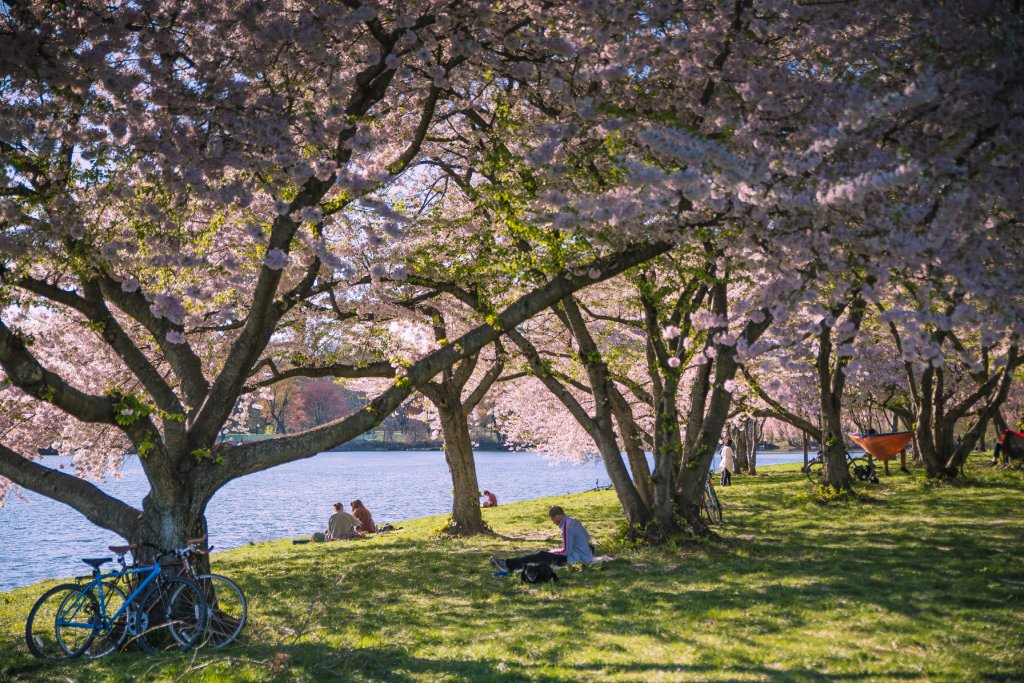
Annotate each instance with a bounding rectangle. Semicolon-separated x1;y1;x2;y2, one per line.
1;454;1021;681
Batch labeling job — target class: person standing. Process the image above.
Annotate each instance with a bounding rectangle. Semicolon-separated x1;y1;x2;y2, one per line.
489;505;592;574
720;438;735;486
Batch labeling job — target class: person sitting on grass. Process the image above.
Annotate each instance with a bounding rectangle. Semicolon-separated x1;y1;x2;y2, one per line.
490;505;592;575
326;502;363;540
350;499;376;534
481;490;498;508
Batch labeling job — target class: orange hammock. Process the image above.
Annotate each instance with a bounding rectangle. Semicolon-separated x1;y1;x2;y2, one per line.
847;431;914;461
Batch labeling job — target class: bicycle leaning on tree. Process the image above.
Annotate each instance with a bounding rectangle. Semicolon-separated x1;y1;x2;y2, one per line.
25;544;207;660
151;534;248;649
701;471;723;524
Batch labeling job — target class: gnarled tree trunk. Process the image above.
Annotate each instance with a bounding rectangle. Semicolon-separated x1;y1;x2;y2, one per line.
435;398;486;536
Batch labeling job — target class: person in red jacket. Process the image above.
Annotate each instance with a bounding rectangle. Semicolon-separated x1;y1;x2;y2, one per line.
481;490;498;508
350;499;376;534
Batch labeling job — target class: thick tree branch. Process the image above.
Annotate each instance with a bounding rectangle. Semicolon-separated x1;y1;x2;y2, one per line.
245;361;396;392
462;354;504;416
0;319;120;425
738;366;819;437
12;275;183;417
98;276;210;411
0;443;141;539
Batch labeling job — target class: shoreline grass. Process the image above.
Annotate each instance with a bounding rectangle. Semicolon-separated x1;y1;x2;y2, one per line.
2;455;1022;682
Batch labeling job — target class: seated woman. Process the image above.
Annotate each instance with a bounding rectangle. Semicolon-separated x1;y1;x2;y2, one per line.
481;490;498;508
350;499;376;534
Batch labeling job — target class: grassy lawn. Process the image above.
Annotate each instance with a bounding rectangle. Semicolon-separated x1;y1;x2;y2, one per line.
1;454;1022;682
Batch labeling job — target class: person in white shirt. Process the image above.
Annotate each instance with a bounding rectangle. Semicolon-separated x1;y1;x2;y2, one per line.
720;438;735;486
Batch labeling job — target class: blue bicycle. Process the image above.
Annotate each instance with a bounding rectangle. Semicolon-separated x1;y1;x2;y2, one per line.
25;543;207;659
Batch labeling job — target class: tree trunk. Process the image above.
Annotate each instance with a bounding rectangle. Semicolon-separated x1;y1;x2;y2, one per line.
608;387;655;508
505;325;652;531
914;364;959;478
560;299;655;532
676;291;773;534
437;406;487;536
744;418;761;475
132;489;212;574
649;371;686;536
816;312;855;491
733;425;749;472
820;397;851;490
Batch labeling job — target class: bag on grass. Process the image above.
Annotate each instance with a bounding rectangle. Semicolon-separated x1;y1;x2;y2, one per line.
521;562;558;584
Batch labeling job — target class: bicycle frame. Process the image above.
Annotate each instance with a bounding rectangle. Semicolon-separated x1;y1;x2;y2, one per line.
61;558;163;635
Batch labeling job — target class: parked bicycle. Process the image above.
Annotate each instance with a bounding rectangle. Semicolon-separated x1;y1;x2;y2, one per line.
151;534;247;649
802;450;878;484
25;545;207;660
701;471;723;524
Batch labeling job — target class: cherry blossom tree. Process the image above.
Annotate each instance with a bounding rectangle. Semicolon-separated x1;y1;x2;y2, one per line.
0;0;668;556
876;282;1022;478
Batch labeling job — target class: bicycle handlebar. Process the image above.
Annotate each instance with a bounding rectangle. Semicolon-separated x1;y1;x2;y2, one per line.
137;539;210;563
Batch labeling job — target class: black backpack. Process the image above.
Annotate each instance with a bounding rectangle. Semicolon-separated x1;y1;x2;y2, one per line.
521;562;558;584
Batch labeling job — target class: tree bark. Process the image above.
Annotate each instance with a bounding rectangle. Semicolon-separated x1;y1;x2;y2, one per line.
608;386;655;508
747;419;761;475
436;400;486;536
733;424;749;472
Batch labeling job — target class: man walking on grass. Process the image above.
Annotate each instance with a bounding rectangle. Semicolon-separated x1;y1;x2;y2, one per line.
490;505;593;576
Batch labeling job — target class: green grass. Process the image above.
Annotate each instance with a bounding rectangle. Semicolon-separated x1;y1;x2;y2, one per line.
2;455;1023;682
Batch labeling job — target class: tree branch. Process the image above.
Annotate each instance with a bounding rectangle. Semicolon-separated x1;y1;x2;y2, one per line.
245;361;396;392
0;443;141;539
462;352;504;416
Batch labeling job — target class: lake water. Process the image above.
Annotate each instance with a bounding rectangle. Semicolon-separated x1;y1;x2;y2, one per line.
0;449;805;592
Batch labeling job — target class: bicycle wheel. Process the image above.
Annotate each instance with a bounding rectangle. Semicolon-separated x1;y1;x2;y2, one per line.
849;456;877;483
804;461;824;484
196;574;247;648
136;576;208;653
705;485;723;524
80;582;129;658
25;584;98;660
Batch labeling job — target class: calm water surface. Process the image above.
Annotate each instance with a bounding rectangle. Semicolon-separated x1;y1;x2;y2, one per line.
0;449;805;592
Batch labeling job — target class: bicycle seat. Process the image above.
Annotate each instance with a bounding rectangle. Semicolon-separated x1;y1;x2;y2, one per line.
109;544;137;554
82;557;112;569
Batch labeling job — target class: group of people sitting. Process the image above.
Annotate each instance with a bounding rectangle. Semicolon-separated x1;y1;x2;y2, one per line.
310;493;594;579
314;500;376;541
